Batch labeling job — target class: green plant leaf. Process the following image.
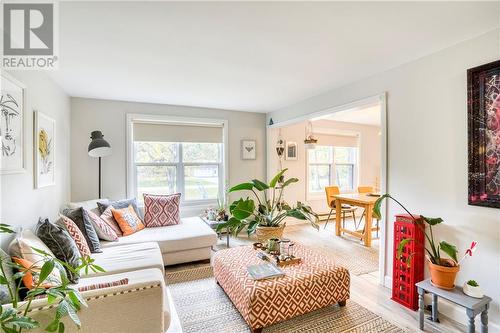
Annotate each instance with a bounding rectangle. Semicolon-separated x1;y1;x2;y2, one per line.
39;259;55;284
286;209;307;220
246;220;259;236
231;199;255;220
228;183;254;192
251;179;269;191
422;216;443;226
439;241;458;263
282;178;298;187
0;275;8;285
46;318;60;332
373;194;390;220
6;316;39;329
396;238;412;260
58;322;65;333
269;168;288;188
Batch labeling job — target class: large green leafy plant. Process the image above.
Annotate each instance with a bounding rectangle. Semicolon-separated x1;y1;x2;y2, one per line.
0;224;104;333
373;194;458;267
217;169;319;236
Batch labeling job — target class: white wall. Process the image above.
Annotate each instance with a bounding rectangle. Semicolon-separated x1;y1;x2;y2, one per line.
70;98;267;206
0;71;71;249
267;29;500;328
267;119;381;214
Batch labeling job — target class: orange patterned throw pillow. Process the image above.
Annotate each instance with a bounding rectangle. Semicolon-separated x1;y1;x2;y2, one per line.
59;214;91;257
12;257;61;290
111;205;145;236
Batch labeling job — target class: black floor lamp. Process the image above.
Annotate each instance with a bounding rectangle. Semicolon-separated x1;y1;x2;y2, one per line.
88;130;112;199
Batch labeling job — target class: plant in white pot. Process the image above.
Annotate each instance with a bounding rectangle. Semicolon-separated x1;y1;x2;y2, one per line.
463;280;483;298
217;169;319;241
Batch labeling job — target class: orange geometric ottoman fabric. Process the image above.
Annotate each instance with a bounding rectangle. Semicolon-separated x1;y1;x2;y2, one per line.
213;244;350;332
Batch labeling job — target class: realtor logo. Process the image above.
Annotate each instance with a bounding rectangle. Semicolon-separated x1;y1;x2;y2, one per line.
2;2;58;69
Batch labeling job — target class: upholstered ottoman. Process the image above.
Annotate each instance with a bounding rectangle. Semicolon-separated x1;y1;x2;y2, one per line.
213;244;350;333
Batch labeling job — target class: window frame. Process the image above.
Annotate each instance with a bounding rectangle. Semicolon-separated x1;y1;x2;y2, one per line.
306;145;358;199
126;114;228;210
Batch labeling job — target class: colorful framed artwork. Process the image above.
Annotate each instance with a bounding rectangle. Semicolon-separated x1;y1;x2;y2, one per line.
285;141;298;160
241;140;256;160
467;60;500;208
34;111;56;188
1;73;26;174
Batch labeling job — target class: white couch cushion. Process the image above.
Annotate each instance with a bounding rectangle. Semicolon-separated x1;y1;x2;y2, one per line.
101;217;217;254
88;242;164;277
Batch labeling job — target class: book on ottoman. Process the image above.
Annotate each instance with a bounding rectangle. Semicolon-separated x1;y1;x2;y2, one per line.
247;263;284;280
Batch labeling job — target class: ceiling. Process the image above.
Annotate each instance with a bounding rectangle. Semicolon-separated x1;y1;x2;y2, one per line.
48;1;499;112
320;104;381;126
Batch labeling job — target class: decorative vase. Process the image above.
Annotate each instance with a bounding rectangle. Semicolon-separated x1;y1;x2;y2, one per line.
463;282;483;298
428;259;460;290
255;225;285;242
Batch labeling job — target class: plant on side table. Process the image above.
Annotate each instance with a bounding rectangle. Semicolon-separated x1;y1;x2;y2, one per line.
0;224;104;333
373;194;460;290
217;169;319;242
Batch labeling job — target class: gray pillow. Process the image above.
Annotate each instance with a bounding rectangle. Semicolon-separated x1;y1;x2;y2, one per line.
62;207;102;253
0;248;16;305
97;198;142;219
36;218;81;284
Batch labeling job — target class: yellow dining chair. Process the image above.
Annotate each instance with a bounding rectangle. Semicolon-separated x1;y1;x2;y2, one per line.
357;186;380;238
323;186;357;230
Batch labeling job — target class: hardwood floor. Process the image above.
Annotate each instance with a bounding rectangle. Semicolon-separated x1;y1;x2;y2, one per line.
166;219;467;333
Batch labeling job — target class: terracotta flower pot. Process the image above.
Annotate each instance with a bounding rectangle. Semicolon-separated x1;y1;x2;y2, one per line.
428;259;460;290
255;225;285;242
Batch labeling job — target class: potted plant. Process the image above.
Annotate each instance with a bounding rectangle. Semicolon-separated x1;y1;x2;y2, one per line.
217;169;319;241
0;223;104;333
373;194;459;290
463;280;483;298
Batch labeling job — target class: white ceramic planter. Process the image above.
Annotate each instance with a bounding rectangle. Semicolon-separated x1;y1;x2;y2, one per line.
463;282;483;298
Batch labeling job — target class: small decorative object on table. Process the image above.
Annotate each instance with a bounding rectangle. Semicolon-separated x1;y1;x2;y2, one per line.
463;280;484;299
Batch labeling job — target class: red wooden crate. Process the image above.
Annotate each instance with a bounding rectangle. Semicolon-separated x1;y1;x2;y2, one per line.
391;214;425;310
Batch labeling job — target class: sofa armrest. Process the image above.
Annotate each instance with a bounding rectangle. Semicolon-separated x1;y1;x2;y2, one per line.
5;268;167;333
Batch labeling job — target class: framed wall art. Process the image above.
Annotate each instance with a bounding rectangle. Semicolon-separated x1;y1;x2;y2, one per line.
241;140;256;160
467;60;500;208
34;111;56;188
285;141;298;160
1;73;26;174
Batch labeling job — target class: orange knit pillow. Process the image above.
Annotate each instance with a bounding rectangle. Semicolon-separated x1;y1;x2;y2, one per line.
12;257;61;290
111;205;145;236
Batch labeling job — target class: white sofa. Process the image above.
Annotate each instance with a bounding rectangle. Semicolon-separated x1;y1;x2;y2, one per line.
2;200;218;332
71;200;218;266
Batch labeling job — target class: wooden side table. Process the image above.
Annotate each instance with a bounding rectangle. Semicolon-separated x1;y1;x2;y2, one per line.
416;279;492;333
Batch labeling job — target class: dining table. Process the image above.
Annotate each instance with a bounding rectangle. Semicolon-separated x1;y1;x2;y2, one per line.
330;193;380;247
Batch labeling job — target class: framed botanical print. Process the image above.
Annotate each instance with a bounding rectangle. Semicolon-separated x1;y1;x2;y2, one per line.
285;141;298;160
241;140;256;160
1;73;26;174
467;60;500;208
34;111;56;188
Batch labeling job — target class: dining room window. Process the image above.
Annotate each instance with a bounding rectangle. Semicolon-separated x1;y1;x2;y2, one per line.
307;145;358;193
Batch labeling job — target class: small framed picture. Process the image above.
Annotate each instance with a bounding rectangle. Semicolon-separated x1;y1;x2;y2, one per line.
241;140;256;160
34;111;56;188
285;141;298;160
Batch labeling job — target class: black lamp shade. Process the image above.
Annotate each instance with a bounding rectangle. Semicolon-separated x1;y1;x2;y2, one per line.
88;131;112;157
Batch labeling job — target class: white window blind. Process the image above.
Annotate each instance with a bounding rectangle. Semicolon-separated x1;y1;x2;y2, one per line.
133;122;223;143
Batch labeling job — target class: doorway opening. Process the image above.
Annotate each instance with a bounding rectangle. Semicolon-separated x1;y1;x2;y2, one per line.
267;94;387;285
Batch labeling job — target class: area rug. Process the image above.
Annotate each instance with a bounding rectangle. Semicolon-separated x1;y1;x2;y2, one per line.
166;266;406;333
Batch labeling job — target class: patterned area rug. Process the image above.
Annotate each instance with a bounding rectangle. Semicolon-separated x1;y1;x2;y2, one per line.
166;266;406;333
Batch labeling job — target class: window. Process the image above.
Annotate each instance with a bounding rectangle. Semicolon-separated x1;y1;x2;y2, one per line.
307;146;358;193
128;115;226;207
